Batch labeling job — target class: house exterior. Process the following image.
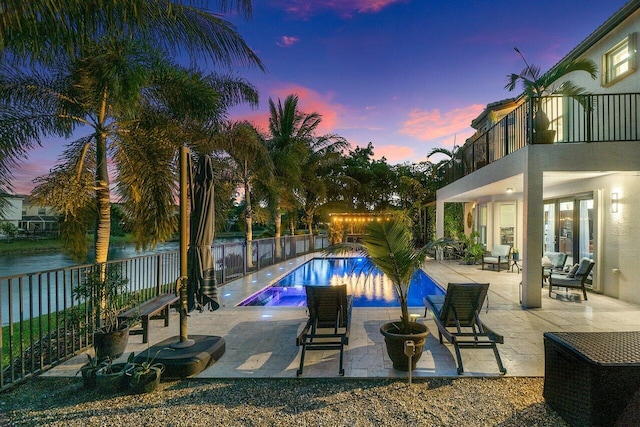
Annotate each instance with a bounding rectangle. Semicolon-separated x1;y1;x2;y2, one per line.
0;193;23;227
435;0;640;307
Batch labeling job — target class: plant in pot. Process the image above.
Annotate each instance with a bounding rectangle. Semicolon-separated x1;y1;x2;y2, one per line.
327;215;430;371
125;350;165;394
72;266;132;361
95;354;134;394
460;231;484;265
76;353;101;389
505;47;597;144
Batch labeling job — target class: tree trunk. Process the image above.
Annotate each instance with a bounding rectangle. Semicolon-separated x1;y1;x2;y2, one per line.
274;201;282;259
94;132;111;267
244;177;253;268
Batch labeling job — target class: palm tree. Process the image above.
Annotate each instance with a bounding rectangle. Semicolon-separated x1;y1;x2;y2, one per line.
2;38;226;263
0;1;264;212
266;94;320;256
211;120;272;265
327;215;429;334
1;0;261;67
505;47;597;141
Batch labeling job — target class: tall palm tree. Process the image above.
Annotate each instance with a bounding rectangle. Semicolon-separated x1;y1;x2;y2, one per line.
0;0;264;212
266;94;320;254
2;38;222;263
210;120;272;265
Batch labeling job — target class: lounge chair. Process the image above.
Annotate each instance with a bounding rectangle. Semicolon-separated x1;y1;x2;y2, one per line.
423;283;506;375
548;258;594;300
542;251;569;286
481;245;511;272
296;285;353;376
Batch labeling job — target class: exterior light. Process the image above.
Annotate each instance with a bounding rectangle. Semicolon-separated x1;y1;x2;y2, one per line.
506;187;514;194
612;192;619;213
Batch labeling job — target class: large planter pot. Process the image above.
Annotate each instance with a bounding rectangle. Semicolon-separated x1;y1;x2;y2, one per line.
380;321;429;371
94;324;130;361
533;129;556;144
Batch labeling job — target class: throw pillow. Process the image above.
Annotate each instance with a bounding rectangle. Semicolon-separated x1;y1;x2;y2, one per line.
541;256;554;268
567;263;579;278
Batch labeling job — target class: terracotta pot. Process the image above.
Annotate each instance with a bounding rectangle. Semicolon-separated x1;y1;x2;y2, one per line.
380;321;429;371
94;324;130;361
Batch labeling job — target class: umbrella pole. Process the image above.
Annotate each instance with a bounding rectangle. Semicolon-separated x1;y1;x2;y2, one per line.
172;146;194;349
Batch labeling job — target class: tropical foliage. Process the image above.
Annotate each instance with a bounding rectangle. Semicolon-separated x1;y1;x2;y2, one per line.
326;216;429;334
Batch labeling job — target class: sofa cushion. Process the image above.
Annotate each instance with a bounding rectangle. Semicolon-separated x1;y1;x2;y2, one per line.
490;245;511;257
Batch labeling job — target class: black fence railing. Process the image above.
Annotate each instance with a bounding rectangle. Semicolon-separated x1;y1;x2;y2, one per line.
0;234;327;391
452;93;640;180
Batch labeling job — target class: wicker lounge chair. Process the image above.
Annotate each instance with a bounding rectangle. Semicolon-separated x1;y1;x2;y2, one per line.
423;282;506;375
548;258;594;300
481;245;511;272
296;285;352;376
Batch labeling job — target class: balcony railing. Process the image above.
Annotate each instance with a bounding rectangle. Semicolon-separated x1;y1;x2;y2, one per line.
448;93;640;180
0;234;328;391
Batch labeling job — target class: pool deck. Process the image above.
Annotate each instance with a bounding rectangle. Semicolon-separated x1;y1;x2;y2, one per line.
45;254;640;379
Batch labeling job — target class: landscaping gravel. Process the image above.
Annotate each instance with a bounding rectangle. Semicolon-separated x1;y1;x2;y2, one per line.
0;376;569;426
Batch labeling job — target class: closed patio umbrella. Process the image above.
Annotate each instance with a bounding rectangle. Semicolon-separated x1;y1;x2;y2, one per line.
187;154;219;312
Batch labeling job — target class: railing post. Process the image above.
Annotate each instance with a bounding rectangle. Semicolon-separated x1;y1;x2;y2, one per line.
221;244;226;285
527;98;534;145
243;240;247;276
156;253;162;296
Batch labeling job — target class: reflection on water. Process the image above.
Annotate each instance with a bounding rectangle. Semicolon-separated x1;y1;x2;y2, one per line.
241;257;445;307
0;241;180;277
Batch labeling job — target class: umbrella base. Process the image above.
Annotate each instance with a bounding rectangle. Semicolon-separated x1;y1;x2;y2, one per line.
135;335;225;379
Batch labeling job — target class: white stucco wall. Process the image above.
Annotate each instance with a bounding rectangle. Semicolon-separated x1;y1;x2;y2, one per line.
0;197;23;225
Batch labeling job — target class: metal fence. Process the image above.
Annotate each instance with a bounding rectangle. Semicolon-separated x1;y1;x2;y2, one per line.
0;234;327;391
456;93;640;178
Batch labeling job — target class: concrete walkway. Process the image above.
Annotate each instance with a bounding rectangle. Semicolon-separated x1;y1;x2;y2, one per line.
45;255;640;379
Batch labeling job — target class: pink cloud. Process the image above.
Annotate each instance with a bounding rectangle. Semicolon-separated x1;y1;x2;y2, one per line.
399;104;485;142
271;0;407;19
371;144;415;163
231;84;346;136
276;36;299;47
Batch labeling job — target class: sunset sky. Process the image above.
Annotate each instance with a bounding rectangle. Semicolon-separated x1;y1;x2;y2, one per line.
10;0;629;194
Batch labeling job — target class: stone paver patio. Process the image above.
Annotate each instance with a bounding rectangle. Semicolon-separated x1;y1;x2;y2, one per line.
45;254;640;379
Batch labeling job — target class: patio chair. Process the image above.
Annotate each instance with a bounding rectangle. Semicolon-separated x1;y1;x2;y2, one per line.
423;282;506;375
542;251;569;286
296;284;353;376
481;244;511;272
548;258;594;300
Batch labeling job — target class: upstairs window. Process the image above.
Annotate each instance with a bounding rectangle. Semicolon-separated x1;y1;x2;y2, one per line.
602;33;636;86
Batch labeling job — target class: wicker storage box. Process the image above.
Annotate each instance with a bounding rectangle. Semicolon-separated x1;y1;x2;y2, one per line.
543;331;640;427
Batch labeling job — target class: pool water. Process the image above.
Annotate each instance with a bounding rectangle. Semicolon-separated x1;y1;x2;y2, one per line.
238;257;445;307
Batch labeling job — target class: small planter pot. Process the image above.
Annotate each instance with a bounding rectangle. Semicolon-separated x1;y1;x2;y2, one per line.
94;324;130;361
380;322;429;371
128;366;163;394
80;367;97;389
95;362;129;393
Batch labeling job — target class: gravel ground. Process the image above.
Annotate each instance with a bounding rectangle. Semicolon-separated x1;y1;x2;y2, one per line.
0;377;570;426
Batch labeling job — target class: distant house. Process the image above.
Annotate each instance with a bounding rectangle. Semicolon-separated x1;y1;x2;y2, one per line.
434;0;640;307
20;196;60;234
0;193;23;227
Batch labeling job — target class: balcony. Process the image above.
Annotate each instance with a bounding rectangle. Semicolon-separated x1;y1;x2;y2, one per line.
447;93;640;181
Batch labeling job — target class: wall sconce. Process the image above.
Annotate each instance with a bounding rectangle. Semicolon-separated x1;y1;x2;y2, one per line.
506;187;514;194
611;192;619;213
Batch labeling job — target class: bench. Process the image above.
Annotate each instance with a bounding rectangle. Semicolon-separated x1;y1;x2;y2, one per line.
543;331;640;426
118;293;179;344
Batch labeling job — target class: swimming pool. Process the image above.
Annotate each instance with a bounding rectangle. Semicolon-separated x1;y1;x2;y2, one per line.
238;257;445;307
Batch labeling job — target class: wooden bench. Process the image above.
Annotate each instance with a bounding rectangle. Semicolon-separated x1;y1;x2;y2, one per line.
118;293;179;344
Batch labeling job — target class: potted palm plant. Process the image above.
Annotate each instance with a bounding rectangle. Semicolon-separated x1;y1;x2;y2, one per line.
505;47;597;144
72;266;132;360
327;215;430;370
